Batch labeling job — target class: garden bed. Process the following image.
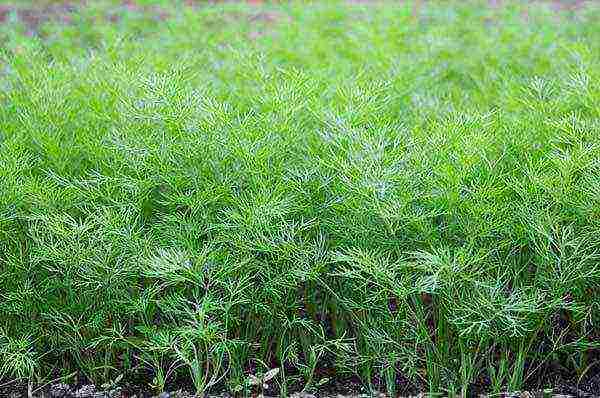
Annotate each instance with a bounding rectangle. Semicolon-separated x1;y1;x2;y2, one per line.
1;0;600;396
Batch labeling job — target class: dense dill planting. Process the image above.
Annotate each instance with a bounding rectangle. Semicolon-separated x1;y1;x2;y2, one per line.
1;0;600;395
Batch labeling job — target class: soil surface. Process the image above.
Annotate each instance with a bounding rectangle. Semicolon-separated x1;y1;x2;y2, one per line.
2;379;600;398
0;0;595;37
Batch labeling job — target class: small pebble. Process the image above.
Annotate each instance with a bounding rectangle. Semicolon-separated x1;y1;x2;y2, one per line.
50;383;72;398
74;385;97;398
108;388;122;398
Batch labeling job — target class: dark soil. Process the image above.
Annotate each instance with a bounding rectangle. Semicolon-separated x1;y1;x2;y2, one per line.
1;384;600;398
2;368;600;398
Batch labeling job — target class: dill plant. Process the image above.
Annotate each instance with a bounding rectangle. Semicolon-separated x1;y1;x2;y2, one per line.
0;0;599;395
